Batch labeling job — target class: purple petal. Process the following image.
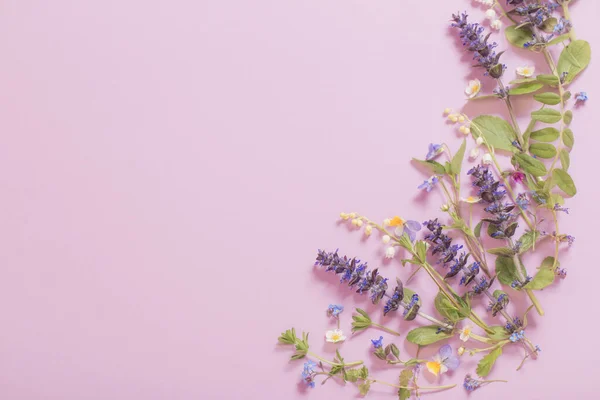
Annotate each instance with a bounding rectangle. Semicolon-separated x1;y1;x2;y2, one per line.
438;344;453;359
443;355;460;371
405;220;421;231
406;228;416;242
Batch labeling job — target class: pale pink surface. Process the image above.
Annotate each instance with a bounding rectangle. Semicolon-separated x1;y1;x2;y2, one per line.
0;0;598;399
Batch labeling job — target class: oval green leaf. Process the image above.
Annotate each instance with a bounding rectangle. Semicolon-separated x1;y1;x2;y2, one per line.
558;40;591;84
533;92;561;105
562;128;574;148
530;127;559;142
509;82;543;95
529;143;557;159
531;109;562;124
559;149;570;170
471;115;518;153
406;325;453;346
552;168;577;196
505;25;534;48
513;153;547;176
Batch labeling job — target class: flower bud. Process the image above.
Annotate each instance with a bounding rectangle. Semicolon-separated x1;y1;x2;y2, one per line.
457;346;465;356
340;212;350;220
476;137;484;146
382;235;391;244
489;63;504;79
440;204;450;212
482;153;493;165
364;225;373;236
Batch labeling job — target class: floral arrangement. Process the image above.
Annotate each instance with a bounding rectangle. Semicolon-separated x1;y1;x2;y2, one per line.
277;0;589;397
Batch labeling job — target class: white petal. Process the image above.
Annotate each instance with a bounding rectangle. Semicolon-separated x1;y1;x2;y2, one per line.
491;19;502;30
476;137;484;146
394;226;404;236
485;10;497;20
469;147;480;159
439;364;449;374
325;330;334;339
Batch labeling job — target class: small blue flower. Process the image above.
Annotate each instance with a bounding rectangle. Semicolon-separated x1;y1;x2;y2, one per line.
463;374;481;392
535;345;542;353
554;204;569;214
556;268;568;279
371;336;384;349
301;360;318;388
327;304;344;317
425;143;444;161
418;176;439;192
575;92;588;103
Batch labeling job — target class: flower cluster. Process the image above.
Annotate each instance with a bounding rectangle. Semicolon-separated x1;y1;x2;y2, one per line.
451;12;505;78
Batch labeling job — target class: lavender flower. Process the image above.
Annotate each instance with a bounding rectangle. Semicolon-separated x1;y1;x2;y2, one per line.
451;12;505;78
371;336;384;349
554;204;570;214
418;176;439;192
426;143;444;160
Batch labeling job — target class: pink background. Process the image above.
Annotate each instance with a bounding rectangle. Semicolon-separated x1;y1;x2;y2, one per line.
0;0;598;399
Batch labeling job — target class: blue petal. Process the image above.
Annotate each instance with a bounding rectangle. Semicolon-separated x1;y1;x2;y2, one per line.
405;220;421;231
438;344;453;359
443;355;460;371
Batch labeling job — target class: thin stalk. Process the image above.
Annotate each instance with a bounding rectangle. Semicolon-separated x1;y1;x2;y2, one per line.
371;380;456;391
307;351;363;367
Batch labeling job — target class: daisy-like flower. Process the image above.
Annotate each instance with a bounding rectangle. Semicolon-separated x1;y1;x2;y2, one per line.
459;324;473;342
426;344;460;376
388;216;422;241
490;19;502;31
418;176;439;193
465;79;482;99
325;329;346;343
426;143;444;160
460;196;481;204
385;246;396;259
516;66;535;78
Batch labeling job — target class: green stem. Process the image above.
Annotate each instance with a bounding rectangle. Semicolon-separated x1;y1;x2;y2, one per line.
370;323;401;336
371;380;457;391
307;351;363;368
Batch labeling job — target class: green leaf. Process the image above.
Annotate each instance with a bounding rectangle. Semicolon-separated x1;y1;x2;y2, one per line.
524;257;556;290
487;223;503;240
345;369;360;382
509;81;543;95
390;343;400;359
487;247;515;257
406;325;452;346
513;153;547;176
509;77;537;85
539;17;558;33
434;291;461;322
548;33;570;46
505;25;534;48
474;221;483;238
529;143;557;159
562;128;574;148
451;140;467;176
486;326;510;340
359;381;371;396
471;115;518;153
355;308;371;321
412;158;446;175
533;92;561;105
552;169;577;196
398;370;413;400
476;347;503;377
530;127;560;142
496;256;519;286
517;230;538;253
278;328;298;345
358;366;369;379
563;110;573;125
536;74;560;86
557;40;591;84
531;108;562;124
559;149;570;170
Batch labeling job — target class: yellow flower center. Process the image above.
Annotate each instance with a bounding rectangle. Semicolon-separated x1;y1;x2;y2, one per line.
463;327;471;335
389;216;405;227
426;361;442;376
332;334;341;341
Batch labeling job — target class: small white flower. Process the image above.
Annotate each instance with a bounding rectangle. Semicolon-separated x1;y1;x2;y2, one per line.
459;125;470;135
356;219;364;227
461;196;481;204
325;329;346;343
459;325;473;342
457;346;465;356
477;0;494;6
491;19;502;31
385;246;396;259
516;66;535;78
382;235;391;244
482;153;493;165
364;225;373;236
476;137;484;146
485;9;497;20
465;79;482;99
383;218;391;226
469;147;480;159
